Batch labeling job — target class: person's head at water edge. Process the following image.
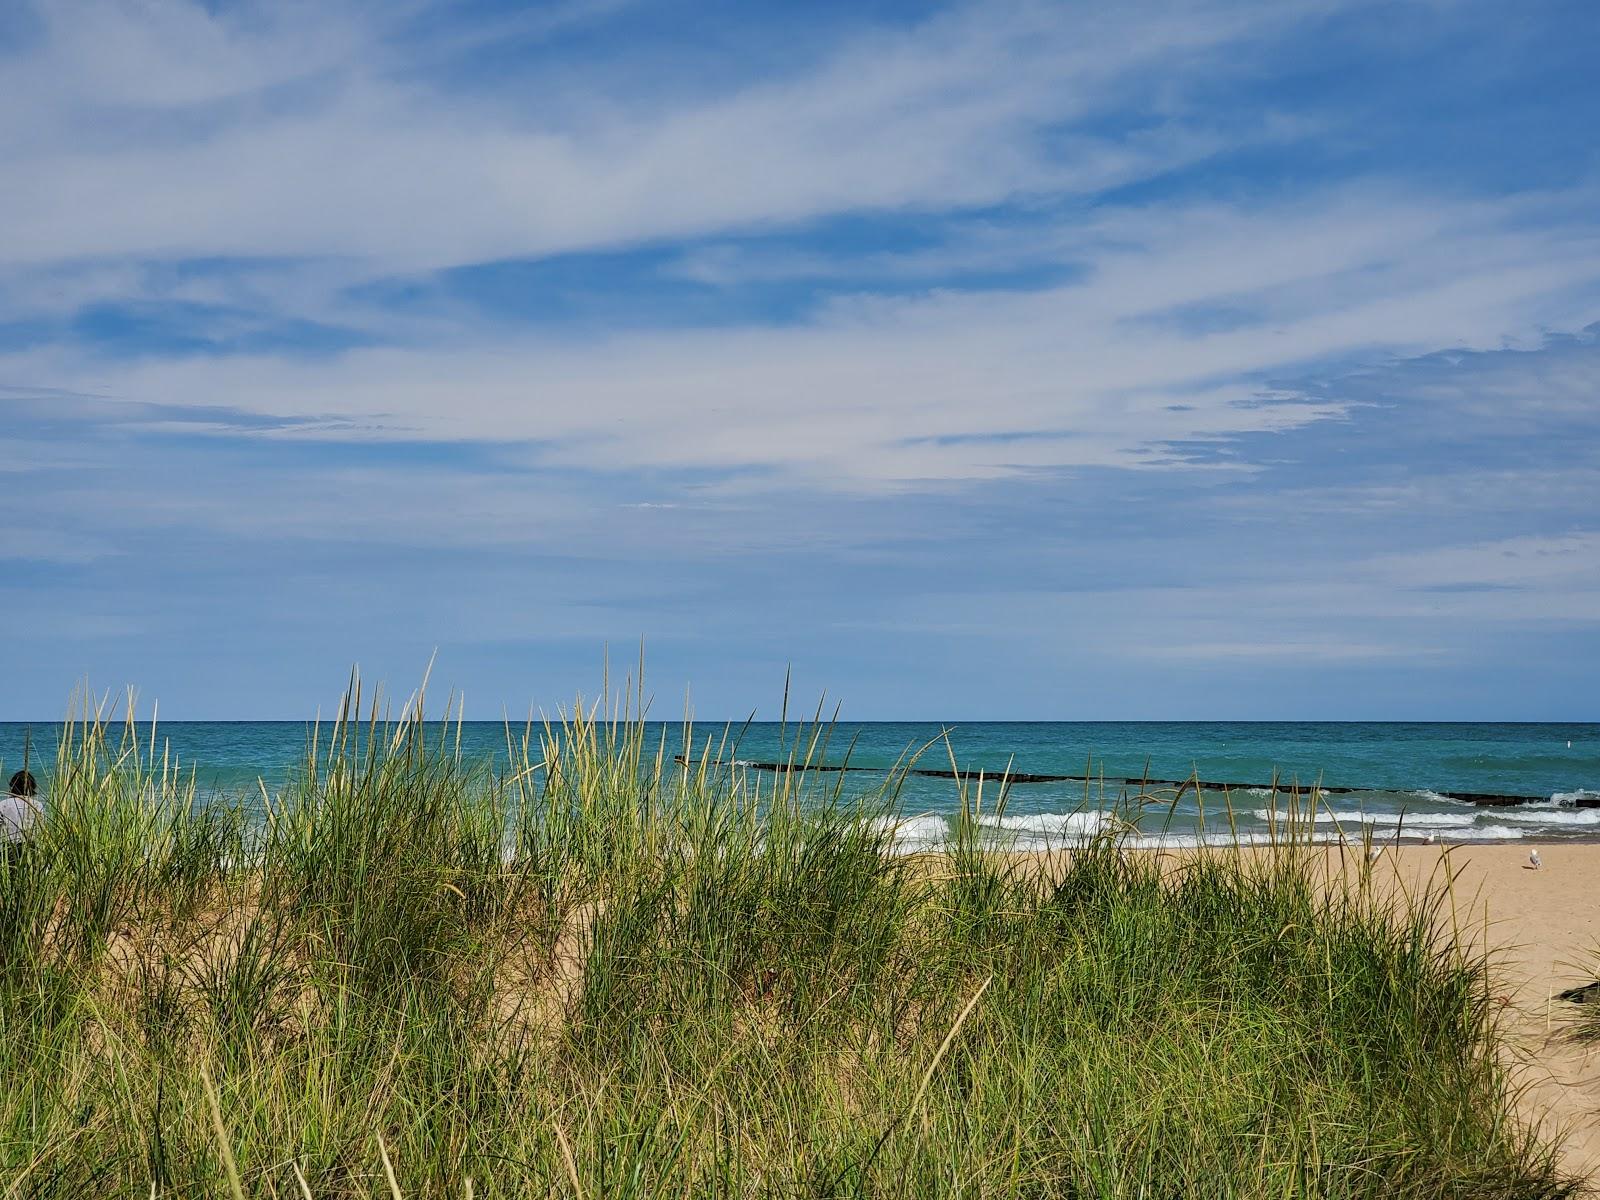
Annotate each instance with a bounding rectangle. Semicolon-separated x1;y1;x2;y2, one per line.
2;769;41;844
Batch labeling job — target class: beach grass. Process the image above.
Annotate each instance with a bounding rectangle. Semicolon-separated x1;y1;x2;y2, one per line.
0;680;1575;1197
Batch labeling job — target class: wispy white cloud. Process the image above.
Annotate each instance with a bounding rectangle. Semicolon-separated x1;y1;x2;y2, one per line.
0;527;124;565
12;0;1593;501
1131;639;1441;662
1366;533;1600;591
9;187;1596;492
0;0;1347;273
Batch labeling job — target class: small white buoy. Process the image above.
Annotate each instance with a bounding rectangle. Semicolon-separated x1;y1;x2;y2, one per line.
1530;849;1542;870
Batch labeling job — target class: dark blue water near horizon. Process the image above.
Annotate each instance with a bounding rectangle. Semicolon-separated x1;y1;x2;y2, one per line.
4;720;1597;850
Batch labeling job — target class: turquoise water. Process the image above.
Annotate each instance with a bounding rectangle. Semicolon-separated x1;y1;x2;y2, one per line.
3;721;1597;850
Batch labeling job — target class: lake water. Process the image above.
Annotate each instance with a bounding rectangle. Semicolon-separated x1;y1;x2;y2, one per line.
3;720;1596;851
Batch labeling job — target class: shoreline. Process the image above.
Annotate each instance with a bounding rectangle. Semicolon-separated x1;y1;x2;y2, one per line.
875;820;1600;854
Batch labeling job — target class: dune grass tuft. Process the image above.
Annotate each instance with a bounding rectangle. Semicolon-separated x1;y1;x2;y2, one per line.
0;678;1575;1197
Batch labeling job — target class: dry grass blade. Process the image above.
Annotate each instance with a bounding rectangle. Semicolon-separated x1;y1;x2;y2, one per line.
554;1122;584;1200
911;974;992;1119
377;1132;403;1200
199;1063;245;1200
851;973;996;1183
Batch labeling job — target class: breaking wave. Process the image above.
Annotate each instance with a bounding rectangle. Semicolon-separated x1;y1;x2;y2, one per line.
1498;805;1600;826
1552;790;1600;806
980;812;1109;835
1249;809;1475;828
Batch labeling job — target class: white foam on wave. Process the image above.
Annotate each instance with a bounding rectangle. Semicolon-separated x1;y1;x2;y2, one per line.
1379;811;1479;828
976;811;1113;853
866;805;1542;853
1498;805;1600;826
868;814;949;853
1144;830;1341;849
1249;809;1475;828
1435;824;1525;841
981;812;1108;836
1553;790;1600;806
1405;789;1475;806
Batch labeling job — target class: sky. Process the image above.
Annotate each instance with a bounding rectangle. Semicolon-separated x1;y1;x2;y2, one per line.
1;0;1598;720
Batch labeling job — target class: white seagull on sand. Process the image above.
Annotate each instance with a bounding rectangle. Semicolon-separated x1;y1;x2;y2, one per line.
1529;849;1542;870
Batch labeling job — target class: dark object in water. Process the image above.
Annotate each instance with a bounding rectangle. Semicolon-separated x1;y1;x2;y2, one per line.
1558;982;1600;1004
671;756;1585;809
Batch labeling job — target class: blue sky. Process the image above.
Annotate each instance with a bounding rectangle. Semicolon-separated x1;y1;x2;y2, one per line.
2;0;1598;719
